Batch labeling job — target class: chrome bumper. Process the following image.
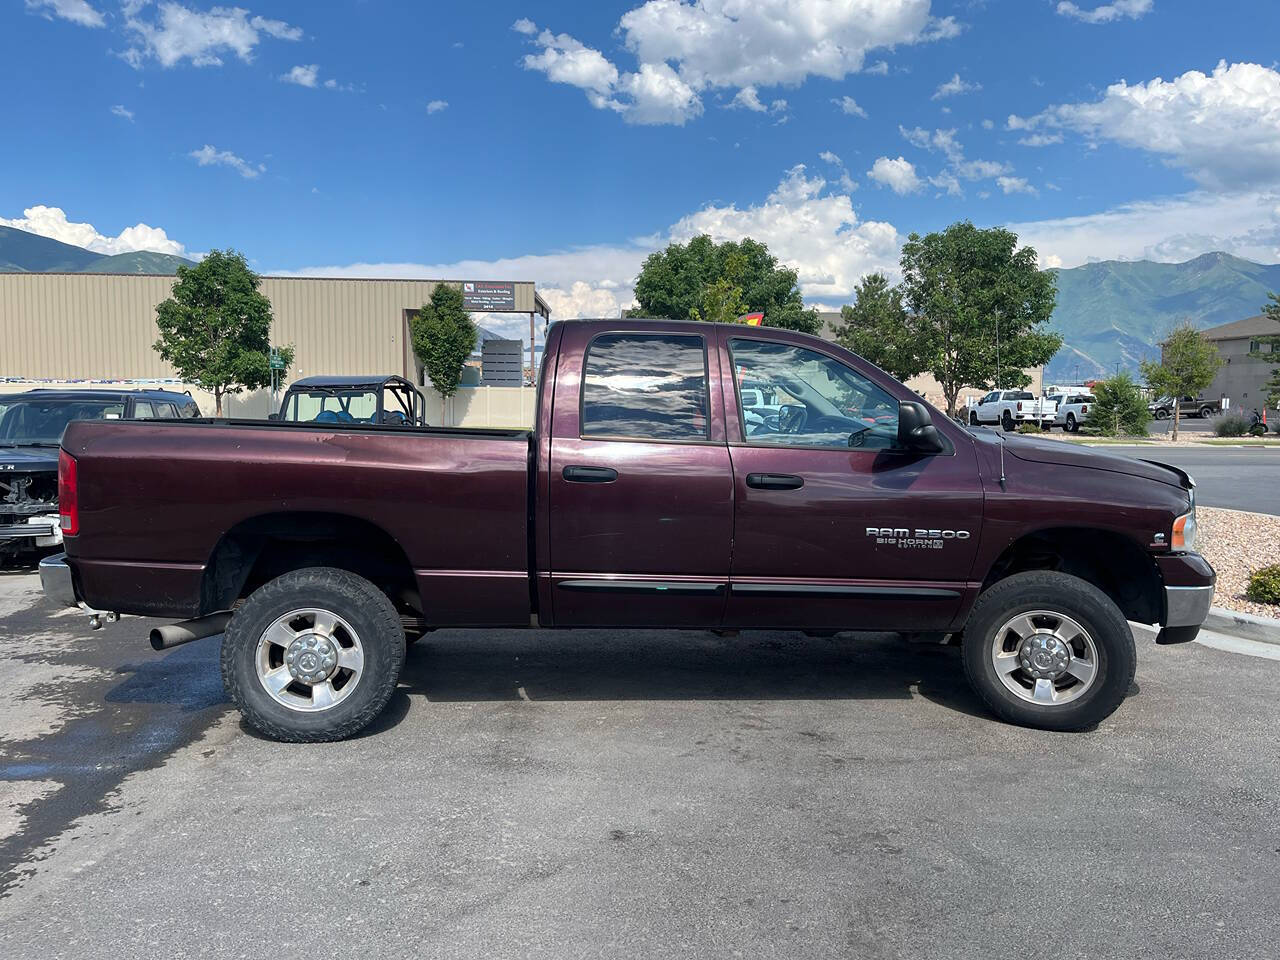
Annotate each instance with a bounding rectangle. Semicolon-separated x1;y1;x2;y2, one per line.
39;553;79;609
1164;584;1214;628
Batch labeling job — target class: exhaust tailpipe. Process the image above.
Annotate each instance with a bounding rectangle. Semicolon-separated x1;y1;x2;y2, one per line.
149;612;232;651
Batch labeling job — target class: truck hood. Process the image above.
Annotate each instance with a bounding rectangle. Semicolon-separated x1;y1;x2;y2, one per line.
0;446;59;473
975;432;1188;489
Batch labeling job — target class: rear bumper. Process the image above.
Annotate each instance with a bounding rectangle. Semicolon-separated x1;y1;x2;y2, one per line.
39;552;79;609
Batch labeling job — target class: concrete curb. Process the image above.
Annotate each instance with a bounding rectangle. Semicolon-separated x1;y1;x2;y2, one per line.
1204;606;1280;646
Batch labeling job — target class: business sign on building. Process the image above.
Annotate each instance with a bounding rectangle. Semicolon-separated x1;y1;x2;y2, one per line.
462;281;517;312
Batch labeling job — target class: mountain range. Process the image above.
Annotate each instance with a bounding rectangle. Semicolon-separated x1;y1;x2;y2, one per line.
2;225;1276;380
1044;252;1280;382
0;225;193;274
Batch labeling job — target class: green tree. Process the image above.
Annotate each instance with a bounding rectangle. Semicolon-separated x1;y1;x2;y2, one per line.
411;283;477;402
630;235;820;333
1082;371;1149;437
832;272;921;382
152;249;292;415
898;222;1061;417
1252;292;1280;409
1139;321;1222;441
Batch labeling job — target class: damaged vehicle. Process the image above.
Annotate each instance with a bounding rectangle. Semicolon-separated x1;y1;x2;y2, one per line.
1;389;200;562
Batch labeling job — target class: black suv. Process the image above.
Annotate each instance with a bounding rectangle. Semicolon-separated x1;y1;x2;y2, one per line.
1;389;200;561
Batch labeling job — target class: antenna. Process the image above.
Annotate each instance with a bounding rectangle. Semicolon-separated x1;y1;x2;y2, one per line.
996;314;1007;488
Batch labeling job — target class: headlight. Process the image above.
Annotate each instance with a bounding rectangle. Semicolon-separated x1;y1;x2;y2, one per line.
1172;508;1197;552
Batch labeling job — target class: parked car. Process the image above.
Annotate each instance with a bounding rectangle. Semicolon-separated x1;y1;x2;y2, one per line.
1051;394;1096;433
42;320;1212;741
967;390;1058;430
277;375;426;426
1148;396;1219;420
1;388;199;562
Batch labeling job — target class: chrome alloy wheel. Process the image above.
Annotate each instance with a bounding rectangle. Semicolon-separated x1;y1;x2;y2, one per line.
990;610;1099;707
255;608;365;712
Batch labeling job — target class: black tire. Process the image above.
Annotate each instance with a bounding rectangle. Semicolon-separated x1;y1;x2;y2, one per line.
969;411;979;426
961;571;1136;732
1001;411;1014;432
1198;406;1212;419
1066;413;1077;432
1154;408;1169;420
221;567;406;742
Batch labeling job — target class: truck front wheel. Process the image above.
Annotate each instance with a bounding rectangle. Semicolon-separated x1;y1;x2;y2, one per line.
961;572;1136;731
221;567;406;742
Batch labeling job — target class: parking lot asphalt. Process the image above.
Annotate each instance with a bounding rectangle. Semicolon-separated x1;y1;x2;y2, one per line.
1;572;1278;959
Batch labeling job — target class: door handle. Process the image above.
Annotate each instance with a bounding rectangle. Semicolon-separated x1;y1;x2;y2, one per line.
746;473;804;490
563;465;619;483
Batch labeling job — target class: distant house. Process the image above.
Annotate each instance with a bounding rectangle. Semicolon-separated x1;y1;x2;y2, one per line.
1199;314;1280;413
816;311;1044;409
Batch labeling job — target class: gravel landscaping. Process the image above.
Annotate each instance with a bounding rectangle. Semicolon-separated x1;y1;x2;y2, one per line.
1197;506;1280;619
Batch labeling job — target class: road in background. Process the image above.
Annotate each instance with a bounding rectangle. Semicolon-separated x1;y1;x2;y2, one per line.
2;576;1278;958
1099;445;1280;515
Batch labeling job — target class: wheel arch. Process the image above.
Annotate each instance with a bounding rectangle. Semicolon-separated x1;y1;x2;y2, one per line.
200;511;421;616
975;526;1163;626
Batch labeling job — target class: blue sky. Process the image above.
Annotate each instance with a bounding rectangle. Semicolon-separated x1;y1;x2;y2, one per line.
4;0;1280;339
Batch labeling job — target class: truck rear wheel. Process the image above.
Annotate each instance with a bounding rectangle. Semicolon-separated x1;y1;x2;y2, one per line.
1001;411;1014;431
221;567;406;742
961;571;1135;731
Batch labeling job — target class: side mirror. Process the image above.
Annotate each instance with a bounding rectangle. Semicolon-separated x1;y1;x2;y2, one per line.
897;400;945;454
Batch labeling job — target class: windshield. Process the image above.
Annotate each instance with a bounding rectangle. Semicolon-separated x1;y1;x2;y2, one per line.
284;389;379;423
0;398;126;445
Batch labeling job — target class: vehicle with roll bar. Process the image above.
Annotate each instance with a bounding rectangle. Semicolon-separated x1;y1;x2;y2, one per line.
274;374;427;426
41;319;1213;741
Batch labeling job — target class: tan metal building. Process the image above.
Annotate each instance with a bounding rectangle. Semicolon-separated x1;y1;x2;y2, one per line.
0;273;550;382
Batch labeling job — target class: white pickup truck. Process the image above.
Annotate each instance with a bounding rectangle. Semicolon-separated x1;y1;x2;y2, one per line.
967;390;1058;430
1049;393;1095;432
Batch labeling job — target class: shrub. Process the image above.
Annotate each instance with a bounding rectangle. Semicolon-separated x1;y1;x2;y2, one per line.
1016;422;1042;434
1215;413;1251;437
1245;564;1280;605
1082;372;1149;437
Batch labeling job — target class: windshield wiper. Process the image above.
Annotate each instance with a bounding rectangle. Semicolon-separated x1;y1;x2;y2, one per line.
7;441;59;448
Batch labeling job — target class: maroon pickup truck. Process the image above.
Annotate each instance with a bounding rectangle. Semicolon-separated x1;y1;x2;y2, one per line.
41;319;1214;741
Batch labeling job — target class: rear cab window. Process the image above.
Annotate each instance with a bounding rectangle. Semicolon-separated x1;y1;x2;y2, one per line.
580;333;710;441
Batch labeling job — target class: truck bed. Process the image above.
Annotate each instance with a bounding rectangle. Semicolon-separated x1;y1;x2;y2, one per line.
62;418;533;623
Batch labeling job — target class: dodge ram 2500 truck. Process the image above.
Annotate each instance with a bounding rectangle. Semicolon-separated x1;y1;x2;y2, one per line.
41;319;1214;742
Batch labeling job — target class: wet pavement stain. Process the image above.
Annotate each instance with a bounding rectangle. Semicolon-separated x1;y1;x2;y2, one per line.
0;597;229;896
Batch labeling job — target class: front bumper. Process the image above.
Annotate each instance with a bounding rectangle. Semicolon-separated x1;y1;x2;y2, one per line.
1164;585;1215;628
39;553;79;609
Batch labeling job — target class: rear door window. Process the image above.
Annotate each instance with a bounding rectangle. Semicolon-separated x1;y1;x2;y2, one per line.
133;401;155;419
581;333;710;441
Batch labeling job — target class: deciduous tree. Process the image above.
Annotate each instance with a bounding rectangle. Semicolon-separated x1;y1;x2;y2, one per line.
1083;371;1149;437
411;283;477;402
832;272;921;382
630;235;820;333
899;222;1061;417
1139;322;1222;441
152;249;292;415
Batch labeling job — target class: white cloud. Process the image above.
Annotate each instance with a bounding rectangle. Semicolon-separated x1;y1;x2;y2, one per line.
932;72;980;100
281;63;318;87
281;164;900;320
832;95;868;118
981;118;994;130
426;99;449;114
867;156;923;195
864;59;889;76
0;205;185;256
123;3;302;68
1010;190;1280;268
110;104;135;121
898;125;1012;192
189;144;264;179
1017;132;1063;147
25;0;104;27
997;176;1038;195
1015;61;1280;190
1056;0;1152;24
518;2;962;126
818;150;841;165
